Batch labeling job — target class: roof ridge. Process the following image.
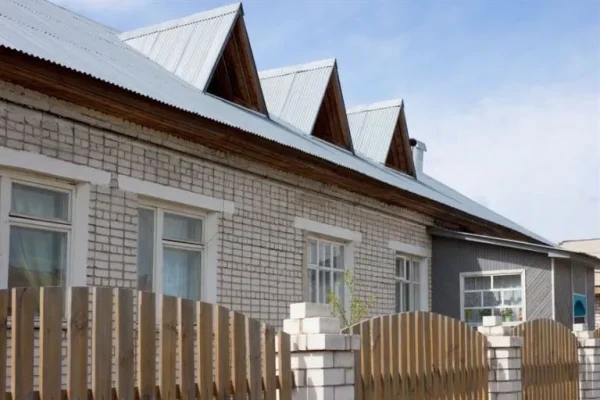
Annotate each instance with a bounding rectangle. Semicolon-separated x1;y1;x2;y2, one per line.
347;99;404;114
258;58;336;80
119;2;241;41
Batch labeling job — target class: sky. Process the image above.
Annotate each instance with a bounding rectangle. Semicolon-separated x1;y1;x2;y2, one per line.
51;0;600;244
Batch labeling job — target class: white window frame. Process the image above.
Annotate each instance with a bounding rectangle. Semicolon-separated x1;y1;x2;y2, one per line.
137;197;207;302
307;237;347;305
394;254;425;313
389;240;430;312
459;269;527;327
0;168;91;289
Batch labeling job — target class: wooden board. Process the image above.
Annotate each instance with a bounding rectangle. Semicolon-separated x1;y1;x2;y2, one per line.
114;288;134;400
39;287;63;399
178;298;195;400
197;302;213;399
67;287;89;400
11;288;35;399
92;287;113;400
137;291;156;400
159;295;177;400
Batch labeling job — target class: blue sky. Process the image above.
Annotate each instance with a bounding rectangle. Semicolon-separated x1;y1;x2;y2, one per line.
54;0;600;243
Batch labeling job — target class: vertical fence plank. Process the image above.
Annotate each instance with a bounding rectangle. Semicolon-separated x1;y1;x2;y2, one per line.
215;306;230;399
360;320;372;398
350;324;363;400
262;324;276;400
380;316;391;400
278;331;292;400
178;298;195;400
114;288;134;400
67;287;89;400
247;318;262;400
197;302;213;399
430;313;440;399
407;313;417;397
159;295;177;400
11;288;35;400
0;290;7;400
92;287;113;400
137;291;156;400
370;317;382;399
399;314;409;399
390;315;399;399
231;312;246;399
39;287;63;399
422;313;432;398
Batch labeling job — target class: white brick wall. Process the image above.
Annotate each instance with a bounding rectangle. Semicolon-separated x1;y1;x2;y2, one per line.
575;327;600;399
0;80;433;327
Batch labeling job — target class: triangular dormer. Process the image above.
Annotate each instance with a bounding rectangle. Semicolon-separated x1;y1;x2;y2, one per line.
347;100;416;177
259;59;353;151
120;3;267;114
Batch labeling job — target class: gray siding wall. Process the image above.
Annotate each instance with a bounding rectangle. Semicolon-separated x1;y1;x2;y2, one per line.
573;264;588;294
553;258;572;327
432;237;552;321
588;267;595;329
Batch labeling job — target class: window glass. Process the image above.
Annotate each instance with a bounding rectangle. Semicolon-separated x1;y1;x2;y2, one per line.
309;269;317;303
11;183;69;221
8;226;67;288
395;255;424;313
137;208;155;292
464;292;481;307
333;245;344;270
307;239;346;304
395;258;404;278
163;213;202;243
494;275;521;289
463;273;523;327
309;241;318;265
464;276;491;290
163;247;201;300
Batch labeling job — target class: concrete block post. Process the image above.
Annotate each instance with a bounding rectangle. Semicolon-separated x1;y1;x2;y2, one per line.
574;323;600;399
282;303;359;400
478;316;523;400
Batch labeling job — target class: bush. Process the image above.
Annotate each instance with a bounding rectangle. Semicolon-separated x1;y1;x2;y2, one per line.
327;270;377;329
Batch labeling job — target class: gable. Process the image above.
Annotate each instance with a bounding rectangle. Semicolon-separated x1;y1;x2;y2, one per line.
347;100;415;176
121;3;267;114
259;59;353;151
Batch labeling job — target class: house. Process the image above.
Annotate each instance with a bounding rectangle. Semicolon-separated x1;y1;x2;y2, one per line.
560;239;600;325
0;0;597;329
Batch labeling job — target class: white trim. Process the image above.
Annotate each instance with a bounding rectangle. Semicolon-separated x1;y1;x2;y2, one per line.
551;258;556;319
203;213;218;303
388;240;431;258
0;147;111;185
459;269;527;324
70;183;89;286
0;177;9;289
118;175;235;216
548;251;570;258
294;217;362;243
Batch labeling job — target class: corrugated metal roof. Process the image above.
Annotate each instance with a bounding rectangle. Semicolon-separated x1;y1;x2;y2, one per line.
347;99;403;163
119;3;240;91
259;59;334;134
0;0;553;246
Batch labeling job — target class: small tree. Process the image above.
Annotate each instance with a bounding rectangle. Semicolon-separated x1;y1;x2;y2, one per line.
327;270;377;329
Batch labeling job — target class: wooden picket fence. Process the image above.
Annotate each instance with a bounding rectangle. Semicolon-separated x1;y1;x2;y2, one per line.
344;312;489;399
0;286;292;399
511;319;579;399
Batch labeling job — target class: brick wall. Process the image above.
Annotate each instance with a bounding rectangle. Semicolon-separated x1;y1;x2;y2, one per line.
0;80;433;327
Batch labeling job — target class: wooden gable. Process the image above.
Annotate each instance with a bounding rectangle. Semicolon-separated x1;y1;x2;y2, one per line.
385;106;416;176
206;16;267;114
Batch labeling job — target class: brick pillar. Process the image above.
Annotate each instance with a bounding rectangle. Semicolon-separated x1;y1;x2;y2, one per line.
282;303;359;400
574;323;600;399
478;316;523;400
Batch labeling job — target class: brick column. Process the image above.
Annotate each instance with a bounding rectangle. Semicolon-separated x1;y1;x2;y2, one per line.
574;323;600;399
282;303;359;400
478;316;523;400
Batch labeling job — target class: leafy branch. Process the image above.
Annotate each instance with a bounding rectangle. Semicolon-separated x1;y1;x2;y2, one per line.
327;270;377;329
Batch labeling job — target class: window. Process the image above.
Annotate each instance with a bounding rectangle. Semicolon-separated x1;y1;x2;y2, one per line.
395;256;422;313
307;239;346;305
137;203;204;301
461;272;524;327
0;175;73;290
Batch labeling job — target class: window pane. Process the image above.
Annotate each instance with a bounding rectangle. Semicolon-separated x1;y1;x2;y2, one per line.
464;292;481;307
8;226;66;288
309;268;317;303
483;291;501;307
319;270;330;304
412;283;420;311
412;260;420;282
405;259;410;280
403;282;410;311
503;289;522;306
318;243;331;268
333;245;344;270
11;183;69;221
163;213;202;243
395;282;402;312
396;258;404;278
333;271;345;305
163;247;201;300
493;275;521;289
309;241;318;265
137;208;155;292
464;276;491;290
464;308;481;324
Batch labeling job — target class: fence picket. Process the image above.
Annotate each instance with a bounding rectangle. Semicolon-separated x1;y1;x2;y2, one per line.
262;324;276;400
67;287;89;400
92;287;113;400
114;288;134;400
247;318;261;399
278;331;292;400
178;298;195;400
370;317;382;399
39;287;63;399
215;306;230;398
197;302;213;399
360;320;372;398
137;291;156;400
390;315;399;398
381;315;391;400
159;295;177;400
399;314;408;399
0;290;7;400
11;288;35;400
231;312;246;399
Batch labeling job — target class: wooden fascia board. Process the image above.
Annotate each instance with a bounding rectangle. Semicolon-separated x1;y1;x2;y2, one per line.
0;47;539;243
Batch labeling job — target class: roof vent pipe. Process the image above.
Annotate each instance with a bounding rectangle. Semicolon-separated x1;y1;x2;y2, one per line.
409;138;427;176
